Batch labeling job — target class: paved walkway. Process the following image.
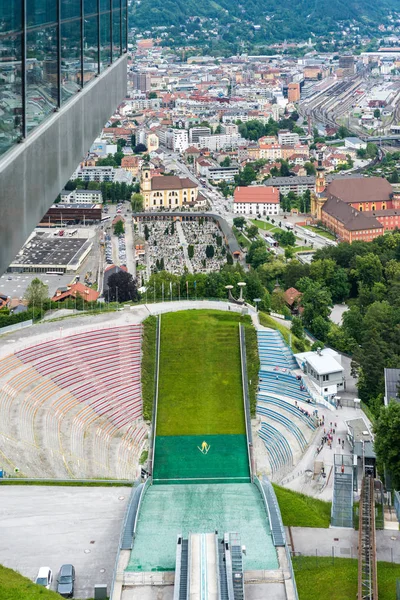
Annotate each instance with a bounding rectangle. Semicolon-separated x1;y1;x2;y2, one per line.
287;527;400;563
175;220;193;273
125;220;136;279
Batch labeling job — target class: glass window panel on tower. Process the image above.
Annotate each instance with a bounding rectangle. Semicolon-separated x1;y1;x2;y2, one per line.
112;0;121;60
83;16;99;84
61;0;81;21
84;0;98;16
27;0;57;28
26;25;58;133
0;32;23;156
99;2;111;72
60;19;82;102
122;4;127;52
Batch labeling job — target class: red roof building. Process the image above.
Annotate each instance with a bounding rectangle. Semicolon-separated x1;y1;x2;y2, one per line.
233;186;280;216
51;283;100;303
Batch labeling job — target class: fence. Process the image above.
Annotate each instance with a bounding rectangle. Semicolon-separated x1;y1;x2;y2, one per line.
0;319;33;336
394;490;400;521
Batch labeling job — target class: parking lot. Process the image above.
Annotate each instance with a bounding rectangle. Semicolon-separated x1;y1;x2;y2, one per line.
0;272;74;299
0;485;130;599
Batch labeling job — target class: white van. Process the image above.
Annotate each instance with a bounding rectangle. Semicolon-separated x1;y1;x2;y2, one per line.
285;223;294;230
35;567;53;589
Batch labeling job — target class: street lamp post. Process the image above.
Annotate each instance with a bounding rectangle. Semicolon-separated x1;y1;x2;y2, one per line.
237;281;246;304
253;298;261;312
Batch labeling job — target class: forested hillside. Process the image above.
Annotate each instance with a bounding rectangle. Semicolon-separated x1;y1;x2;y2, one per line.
130;0;398;40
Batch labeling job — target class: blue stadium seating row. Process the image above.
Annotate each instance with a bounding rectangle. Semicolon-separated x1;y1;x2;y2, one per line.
258;423;293;473
258;382;311;402
257;395;316;430
257;405;308;451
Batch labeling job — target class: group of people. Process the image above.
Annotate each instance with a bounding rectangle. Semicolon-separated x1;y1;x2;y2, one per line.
316;423;345;455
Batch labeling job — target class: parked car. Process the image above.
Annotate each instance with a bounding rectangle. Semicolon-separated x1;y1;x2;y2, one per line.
35;567;52;589
57;564;75;598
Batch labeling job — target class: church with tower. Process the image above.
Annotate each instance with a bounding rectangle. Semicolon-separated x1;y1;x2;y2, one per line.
140;163;199;210
310;155;400;243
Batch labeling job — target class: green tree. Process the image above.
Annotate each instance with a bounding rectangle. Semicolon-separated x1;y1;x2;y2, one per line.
304;162;316;175
131;193;144;212
114;220;125;236
373;108;381;119
246;225;259;239
144;224;150;241
188;245;194;259
148;91;158;99
351;253;383;288
246;239;269;269
105;271;139;302
235;164;257;186
233;217;245;230
25;278;49;307
220;156;231;167
291;316;304;339
206;245;215;259
374;401;400;487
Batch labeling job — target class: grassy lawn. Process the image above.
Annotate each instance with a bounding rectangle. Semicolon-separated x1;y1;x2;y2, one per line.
244;323;259;417
157;310;246;436
273;485;331;528
294;246;313;253
232;226;250;249
303;225;336;240
293;557;400;600
141;316;157;421
251;219;279;232
0;564;61;600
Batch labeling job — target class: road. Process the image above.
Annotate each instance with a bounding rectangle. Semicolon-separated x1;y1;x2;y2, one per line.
162;150;233;221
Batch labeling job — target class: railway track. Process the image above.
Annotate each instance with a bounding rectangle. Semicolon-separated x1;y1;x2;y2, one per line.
358;475;378;600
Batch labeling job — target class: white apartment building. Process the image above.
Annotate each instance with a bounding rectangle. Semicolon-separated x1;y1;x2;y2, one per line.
278;130;300;145
71;166;116;182
189;127;211;143
221;124;239;136
207;165;239;182
197;134;243;151
166;129;189;153
233;186;280;216
60;189;103;204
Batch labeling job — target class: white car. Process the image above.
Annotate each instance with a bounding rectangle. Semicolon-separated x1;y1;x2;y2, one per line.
35;567;53;589
308;231;316;238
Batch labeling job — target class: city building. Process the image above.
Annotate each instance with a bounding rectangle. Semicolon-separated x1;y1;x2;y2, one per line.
71;166;116;183
140;164;199;210
207;165;239;182
233;186;280;216
278;130;300;145
131;71;151;93
41;203;103;225
52;282;100;303
288;83;300;103
8;233;92;274
295;347;345;401
189;127;211;144
60;189;103;204
0;2;128;274
166;129;189;153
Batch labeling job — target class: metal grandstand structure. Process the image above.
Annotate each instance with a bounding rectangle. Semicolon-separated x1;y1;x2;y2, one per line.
331;454;354;528
358;476;378;600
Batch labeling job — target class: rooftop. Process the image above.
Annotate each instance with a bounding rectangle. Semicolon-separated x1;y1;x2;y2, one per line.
150;175;198;191
234;185;279;204
327;177;393;203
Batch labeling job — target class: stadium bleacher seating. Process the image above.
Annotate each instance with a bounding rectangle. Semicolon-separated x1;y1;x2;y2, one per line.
257;327;318;477
0;325;147;479
258;423;293;474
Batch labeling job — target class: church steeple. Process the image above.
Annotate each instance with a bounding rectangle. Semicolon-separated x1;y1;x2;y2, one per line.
315;152;326;195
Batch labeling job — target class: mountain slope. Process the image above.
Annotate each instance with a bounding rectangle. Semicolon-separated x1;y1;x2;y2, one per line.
130;0;398;39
